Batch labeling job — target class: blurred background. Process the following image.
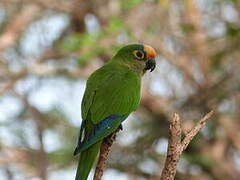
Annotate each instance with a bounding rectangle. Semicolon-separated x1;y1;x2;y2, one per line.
0;0;240;180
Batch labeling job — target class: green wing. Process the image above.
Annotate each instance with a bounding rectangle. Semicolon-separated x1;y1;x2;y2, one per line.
74;63;141;154
82;63;141;124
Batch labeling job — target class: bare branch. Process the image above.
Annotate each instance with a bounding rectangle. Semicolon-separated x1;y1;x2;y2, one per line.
181;111;214;151
160;114;182;180
160;111;213;180
93;127;121;180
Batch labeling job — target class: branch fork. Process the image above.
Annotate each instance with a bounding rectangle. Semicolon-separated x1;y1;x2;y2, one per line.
160;111;214;180
93;111;213;180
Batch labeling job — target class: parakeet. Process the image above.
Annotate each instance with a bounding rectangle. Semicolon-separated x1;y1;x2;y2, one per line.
74;44;157;180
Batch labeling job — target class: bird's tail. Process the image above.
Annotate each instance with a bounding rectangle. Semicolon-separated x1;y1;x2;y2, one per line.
75;141;101;180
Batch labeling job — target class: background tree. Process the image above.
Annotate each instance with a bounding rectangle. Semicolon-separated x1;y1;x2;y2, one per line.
0;0;240;180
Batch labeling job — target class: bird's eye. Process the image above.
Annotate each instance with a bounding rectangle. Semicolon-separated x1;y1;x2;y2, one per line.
133;50;145;60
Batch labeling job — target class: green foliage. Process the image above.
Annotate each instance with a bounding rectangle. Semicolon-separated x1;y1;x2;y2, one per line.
59;15;128;66
226;22;240;39
146;23;161;35
221;0;238;3
49;147;75;167
184;153;215;170
107;16;125;33
77;47;104;66
60;33;99;52
210;52;224;71
120;0;143;10
180;23;196;34
60;32;105;66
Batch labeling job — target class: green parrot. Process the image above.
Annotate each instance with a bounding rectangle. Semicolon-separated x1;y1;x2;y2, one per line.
74;44;157;180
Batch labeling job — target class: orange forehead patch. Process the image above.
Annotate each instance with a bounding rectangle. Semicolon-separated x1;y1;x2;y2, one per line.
144;45;157;58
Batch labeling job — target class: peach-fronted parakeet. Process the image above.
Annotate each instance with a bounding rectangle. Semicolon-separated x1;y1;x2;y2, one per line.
74;44;157;180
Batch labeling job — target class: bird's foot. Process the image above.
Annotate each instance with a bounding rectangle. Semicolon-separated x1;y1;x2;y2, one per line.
119;124;123;131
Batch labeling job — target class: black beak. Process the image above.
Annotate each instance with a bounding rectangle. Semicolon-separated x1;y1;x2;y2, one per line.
144;59;156;72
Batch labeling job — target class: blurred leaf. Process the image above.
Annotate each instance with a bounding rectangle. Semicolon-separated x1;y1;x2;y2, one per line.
226;22;240;39
184;153;215;170
121;0;143;10
210;52;224;71
107;16;124;33
77;46;105;66
60;33;82;52
49;147;75;167
146;23;160;34
180;23;196;34
158;0;170;8
60;33;99;52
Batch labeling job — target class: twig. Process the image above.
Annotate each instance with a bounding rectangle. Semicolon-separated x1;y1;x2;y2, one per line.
160;111;214;180
181;111;213;151
93;127;121;180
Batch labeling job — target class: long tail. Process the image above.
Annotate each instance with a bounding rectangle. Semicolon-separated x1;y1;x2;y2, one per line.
75;141;101;180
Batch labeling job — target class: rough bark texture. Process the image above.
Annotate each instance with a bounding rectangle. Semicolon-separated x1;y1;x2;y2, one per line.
93;111;213;180
160;111;214;180
93;127;121;180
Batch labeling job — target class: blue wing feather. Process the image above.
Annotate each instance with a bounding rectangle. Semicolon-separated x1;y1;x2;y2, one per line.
74;114;128;154
73;120;86;155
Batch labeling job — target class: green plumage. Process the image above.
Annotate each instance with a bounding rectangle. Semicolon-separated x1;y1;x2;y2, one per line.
82;61;141;124
74;44;156;180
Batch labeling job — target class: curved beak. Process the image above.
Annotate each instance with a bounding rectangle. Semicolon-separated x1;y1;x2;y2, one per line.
144;59;156;72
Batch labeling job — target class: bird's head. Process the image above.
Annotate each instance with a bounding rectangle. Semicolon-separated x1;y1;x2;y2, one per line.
113;44;157;75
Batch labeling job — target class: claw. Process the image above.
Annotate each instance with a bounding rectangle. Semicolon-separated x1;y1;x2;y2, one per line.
119;124;123;131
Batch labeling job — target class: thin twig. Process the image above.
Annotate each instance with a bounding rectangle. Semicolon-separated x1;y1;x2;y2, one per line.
160;111;214;180
181;111;214;151
93;127;121;180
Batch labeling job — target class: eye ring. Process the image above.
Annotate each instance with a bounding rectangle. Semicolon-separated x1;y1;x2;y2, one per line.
133;50;145;60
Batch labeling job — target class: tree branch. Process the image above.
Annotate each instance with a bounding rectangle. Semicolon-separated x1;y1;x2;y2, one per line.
160;111;214;180
92;111;213;180
93;127;121;180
